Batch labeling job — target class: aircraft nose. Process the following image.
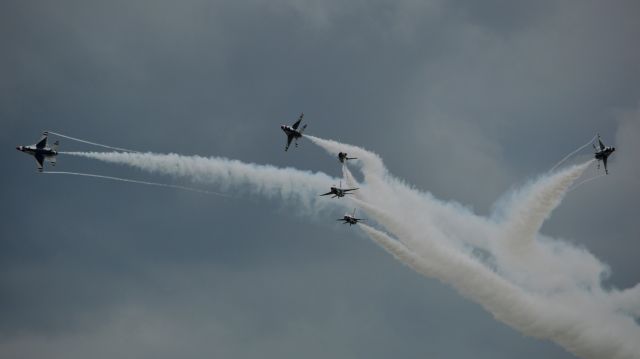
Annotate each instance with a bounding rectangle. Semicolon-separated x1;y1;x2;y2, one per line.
15;146;20;151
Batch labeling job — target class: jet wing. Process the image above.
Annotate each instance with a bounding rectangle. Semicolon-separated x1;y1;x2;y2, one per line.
292;113;304;130
35;133;48;149
603;156;608;173
34;154;44;172
598;136;606;151
285;135;294;151
320;191;334;196
343;188;359;192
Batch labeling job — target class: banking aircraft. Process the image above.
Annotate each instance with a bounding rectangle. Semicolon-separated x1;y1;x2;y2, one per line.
338;152;357;163
16;132;59;172
281;112;307;151
593;134;615;174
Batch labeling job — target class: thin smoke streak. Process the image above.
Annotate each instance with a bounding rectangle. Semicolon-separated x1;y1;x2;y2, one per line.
48;131;139;153
568;174;607;193
550;134;597;172
43;171;229;197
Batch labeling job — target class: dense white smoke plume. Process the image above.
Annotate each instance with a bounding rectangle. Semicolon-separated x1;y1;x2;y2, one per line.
63;135;639;359
61;151;345;213
307;136;640;359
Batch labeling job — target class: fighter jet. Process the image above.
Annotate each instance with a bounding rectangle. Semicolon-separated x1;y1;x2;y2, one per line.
16;132;59;172
593;134;615;174
320;181;359;198
338;152;357;163
337;208;365;225
281;112;307;151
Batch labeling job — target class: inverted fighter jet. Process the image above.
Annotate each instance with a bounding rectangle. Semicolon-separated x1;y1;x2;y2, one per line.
16;132;59;172
281;113;307;151
320;181;359;198
593;134;615;174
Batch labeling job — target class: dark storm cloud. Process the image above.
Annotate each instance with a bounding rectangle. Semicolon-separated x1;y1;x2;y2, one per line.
1;0;638;358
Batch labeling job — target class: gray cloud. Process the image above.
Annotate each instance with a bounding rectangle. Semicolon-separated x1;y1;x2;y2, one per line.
1;0;638;358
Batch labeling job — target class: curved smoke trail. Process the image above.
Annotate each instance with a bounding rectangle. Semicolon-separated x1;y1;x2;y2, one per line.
500;161;592;249
308;136;639;359
61;134;639;358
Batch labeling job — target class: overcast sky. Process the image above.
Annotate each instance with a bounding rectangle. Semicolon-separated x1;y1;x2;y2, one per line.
1;1;639;358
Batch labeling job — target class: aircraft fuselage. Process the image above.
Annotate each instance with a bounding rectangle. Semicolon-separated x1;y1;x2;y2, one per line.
16;145;58;171
16;145;57;158
280;125;302;138
595;147;615;160
331;187;346;197
342;216;358;225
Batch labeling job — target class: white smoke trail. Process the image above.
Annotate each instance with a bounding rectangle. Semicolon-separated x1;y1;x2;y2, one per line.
307;136;640;359
359;219;639;359
500;161;593;249
550;134;597;172
42;171;228;196
310;134;495;250
305;135;386;178
48;131;139;152
341;164;359;190
60;151;348;214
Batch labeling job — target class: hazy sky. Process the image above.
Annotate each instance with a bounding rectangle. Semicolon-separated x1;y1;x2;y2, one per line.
1;1;639;358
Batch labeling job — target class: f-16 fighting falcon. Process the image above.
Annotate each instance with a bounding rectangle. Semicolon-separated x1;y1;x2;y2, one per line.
338;152;357;163
281;112;307;151
16;132;59;172
337;208;365;225
320;181;359;198
593;134;615;174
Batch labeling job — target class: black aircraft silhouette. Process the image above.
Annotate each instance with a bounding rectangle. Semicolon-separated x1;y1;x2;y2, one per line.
593;134;615;174
280;113;307;151
16;132;59;172
338;152;357;163
337;208;365;226
320;181;358;198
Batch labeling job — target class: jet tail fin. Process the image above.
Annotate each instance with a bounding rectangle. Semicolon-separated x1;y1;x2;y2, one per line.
52;140;59;152
300;124;307;134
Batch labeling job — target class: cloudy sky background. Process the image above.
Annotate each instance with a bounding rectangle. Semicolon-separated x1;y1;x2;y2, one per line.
1;1;639;358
